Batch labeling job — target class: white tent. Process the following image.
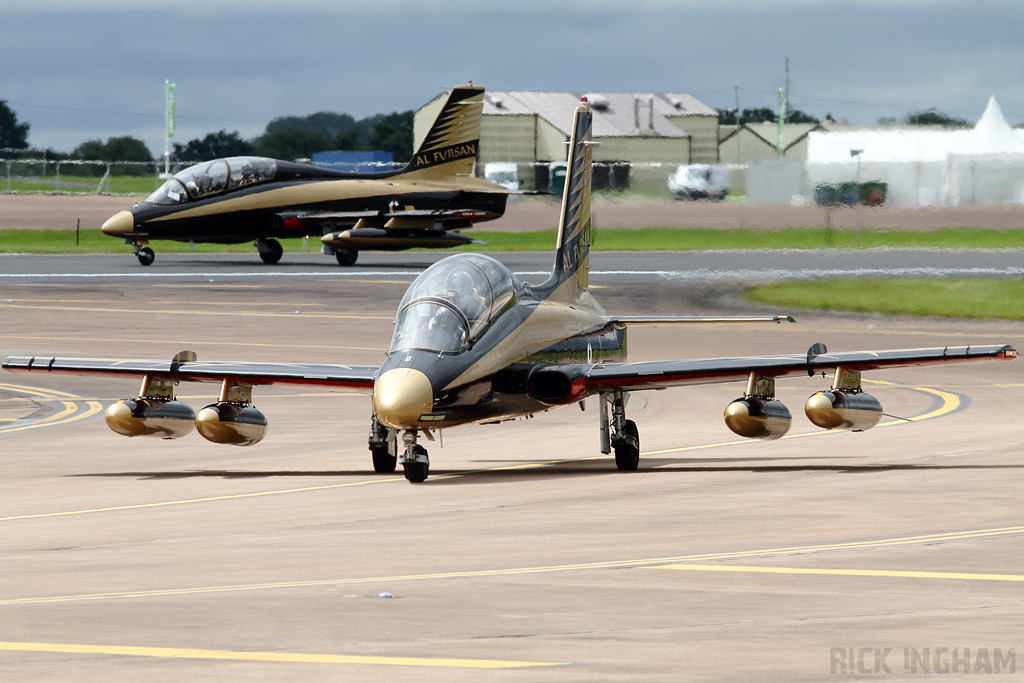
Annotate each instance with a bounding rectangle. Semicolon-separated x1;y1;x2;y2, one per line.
806;96;1024;207
946;96;1024;205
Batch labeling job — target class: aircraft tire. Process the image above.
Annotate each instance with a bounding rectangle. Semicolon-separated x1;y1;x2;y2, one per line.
403;461;429;483
403;445;429;483
371;446;397;474
259;239;283;265
613;419;640;471
137;247;155;266
335;249;358;266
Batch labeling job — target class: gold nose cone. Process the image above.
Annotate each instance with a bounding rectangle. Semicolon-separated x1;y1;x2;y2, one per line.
373;368;434;429
101;210;134;236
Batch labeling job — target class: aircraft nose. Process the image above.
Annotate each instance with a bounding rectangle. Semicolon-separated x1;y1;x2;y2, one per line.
373;368;434;430
101;210;134;236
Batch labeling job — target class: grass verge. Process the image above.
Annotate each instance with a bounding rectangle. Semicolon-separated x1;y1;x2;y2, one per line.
744;278;1024;320
4;226;1024;254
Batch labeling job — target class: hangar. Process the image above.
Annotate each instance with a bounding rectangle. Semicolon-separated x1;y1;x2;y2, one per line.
414;90;719;191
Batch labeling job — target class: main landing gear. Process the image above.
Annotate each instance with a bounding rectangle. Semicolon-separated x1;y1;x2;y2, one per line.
368;415;398;474
255;238;283;265
600;388;640;471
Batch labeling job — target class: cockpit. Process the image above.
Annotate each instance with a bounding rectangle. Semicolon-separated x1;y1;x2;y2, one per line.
390;254;519;354
146;157;277;205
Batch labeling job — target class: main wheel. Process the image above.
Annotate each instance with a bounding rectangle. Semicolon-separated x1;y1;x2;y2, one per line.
335;249;358;266
259;239;283;264
137;247;155;266
371;445;397;474
613;419;640;471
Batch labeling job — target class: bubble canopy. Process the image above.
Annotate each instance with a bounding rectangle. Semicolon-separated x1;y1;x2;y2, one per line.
146;157;277;205
390;254;519;353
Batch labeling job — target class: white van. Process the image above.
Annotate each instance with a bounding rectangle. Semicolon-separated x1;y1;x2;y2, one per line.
483;162;520;191
667;164;729;201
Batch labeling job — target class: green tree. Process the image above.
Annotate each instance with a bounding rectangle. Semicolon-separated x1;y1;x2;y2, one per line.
717;108;739;125
72;136;152;162
0;100;30;151
906;108;970;127
740;107;777;124
785;109;820;124
369;110;414;163
331;128;363;151
174;130;255;162
254;125;328;160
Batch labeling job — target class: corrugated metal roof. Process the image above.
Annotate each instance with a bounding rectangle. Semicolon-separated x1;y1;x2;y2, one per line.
482;91;715;139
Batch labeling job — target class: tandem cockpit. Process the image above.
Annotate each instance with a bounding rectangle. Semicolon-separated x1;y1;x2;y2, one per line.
389;254;520;354
147;157;278;205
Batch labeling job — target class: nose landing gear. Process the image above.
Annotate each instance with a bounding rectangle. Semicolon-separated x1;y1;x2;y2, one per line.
399;430;430;483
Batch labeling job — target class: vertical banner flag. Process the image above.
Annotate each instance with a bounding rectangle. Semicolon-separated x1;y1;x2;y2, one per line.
775;87;787;155
166;81;176;139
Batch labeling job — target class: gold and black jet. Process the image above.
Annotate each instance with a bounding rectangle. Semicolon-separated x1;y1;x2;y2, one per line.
101;83;509;266
6;98;1017;483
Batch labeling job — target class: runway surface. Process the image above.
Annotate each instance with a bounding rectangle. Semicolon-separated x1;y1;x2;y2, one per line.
2;248;1024;284
1;255;1022;681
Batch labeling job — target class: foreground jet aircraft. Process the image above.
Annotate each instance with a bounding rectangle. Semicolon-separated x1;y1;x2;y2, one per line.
101;83;508;266
6;99;1016;482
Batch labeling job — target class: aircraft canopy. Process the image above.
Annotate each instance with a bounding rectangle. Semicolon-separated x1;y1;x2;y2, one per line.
390;254;518;353
146;157;277;204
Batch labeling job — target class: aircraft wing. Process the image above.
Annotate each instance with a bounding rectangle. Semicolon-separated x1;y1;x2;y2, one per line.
1;354;378;392
575;344;1016;393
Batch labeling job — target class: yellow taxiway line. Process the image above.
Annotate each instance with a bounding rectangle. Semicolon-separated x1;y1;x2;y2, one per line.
0;384;103;435
649;564;1024;582
2;525;1022;607
0;641;561;669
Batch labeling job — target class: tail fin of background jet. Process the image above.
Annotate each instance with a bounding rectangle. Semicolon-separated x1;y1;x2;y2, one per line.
402;83;484;180
540;98;594;303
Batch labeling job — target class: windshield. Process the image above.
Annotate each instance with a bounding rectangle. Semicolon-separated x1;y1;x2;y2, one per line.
390;254;518;353
146;156;277;204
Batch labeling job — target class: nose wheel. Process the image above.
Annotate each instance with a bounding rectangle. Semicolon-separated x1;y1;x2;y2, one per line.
399;431;430;483
135;246;155;266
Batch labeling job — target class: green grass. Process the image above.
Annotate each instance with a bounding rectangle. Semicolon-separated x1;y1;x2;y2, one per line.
0;229;323;255
462;227;1024;252
4;226;1024;254
744;278;1024;320
3;175;161;195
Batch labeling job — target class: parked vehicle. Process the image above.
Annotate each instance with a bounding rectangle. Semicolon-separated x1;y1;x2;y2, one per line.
483;162;520;191
668;164;729;201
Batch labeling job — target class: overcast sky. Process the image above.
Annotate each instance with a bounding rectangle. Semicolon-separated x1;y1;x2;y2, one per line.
3;0;1021;157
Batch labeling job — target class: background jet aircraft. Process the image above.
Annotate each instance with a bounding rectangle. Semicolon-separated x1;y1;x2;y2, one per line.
6;99;1016;483
100;83;508;266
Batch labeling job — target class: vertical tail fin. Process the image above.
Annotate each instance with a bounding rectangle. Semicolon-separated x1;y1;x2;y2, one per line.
402;83;484;179
543;98;594;302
